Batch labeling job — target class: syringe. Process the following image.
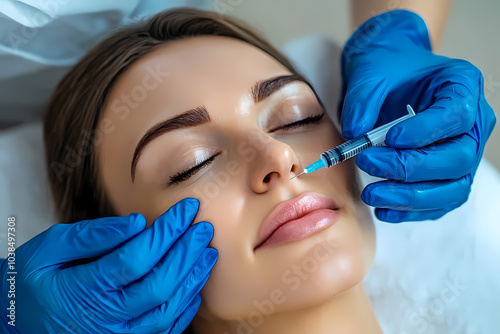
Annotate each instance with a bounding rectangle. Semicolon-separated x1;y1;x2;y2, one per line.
291;104;416;179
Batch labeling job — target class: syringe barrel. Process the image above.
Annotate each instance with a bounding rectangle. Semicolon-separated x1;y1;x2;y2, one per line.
317;105;416;170
320;134;373;167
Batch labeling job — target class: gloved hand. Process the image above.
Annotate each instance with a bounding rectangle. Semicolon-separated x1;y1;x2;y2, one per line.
0;198;217;334
339;10;497;222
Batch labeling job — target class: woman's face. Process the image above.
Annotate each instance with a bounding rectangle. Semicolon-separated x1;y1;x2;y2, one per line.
97;35;375;320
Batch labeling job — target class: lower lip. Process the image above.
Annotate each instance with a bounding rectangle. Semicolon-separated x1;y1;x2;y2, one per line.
256;209;338;249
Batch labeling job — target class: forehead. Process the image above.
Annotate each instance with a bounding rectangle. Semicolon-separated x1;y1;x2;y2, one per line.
98;34;293;149
106;35;290;112
99;35;292;132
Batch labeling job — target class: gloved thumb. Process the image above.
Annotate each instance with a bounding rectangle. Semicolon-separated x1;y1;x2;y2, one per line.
22;213;146;269
341;74;389;139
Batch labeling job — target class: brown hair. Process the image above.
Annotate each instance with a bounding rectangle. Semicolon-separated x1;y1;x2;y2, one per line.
43;8;299;223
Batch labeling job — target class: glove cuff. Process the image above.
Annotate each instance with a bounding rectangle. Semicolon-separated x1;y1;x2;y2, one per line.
342;9;432;65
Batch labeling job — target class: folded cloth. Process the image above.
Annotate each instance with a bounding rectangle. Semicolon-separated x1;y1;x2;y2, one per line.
0;0;211;126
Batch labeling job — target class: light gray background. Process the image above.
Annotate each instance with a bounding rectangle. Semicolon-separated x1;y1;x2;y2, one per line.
228;0;500;170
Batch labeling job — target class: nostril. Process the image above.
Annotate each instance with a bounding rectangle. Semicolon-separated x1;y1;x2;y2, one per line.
263;173;271;183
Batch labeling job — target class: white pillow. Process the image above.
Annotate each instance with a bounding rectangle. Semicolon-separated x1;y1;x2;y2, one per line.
0;122;56;250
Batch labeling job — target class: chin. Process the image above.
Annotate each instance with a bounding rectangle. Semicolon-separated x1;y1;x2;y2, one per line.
270;221;373;312
197;210;375;320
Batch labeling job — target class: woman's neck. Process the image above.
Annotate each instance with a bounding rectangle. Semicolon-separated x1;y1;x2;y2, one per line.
191;283;382;334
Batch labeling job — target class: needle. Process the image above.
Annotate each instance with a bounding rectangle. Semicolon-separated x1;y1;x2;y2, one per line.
290;170;305;180
289;105;416;181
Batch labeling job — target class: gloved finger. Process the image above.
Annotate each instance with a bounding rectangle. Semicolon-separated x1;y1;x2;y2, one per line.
374;206;458;223
123;293;203;334
169;293;202;334
360;176;472;211
386;68;479;148
124;262;213;333
72;198;200;290
356;134;478;182
119;223;215;318
341;75;389;139
30;213;146;268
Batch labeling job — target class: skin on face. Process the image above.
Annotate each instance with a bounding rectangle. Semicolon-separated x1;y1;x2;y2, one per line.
97;35;375;321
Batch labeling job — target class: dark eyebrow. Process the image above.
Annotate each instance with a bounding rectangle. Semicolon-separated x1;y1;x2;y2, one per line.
130;73;315;182
251;73;309;104
131;106;210;181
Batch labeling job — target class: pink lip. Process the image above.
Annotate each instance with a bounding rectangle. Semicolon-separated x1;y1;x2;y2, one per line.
254;192;339;250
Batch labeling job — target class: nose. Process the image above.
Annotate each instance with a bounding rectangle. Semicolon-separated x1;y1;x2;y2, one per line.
247;135;302;193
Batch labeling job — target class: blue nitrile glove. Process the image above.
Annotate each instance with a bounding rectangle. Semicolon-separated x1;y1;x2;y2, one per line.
339;10;496;222
0;198;217;334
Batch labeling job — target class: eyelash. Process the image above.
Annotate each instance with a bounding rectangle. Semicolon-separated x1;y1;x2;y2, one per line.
168;113;325;185
274;113;325;132
169;154;218;185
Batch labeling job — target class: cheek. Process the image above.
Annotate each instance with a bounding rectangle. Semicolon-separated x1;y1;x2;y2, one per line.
187;180;255;315
319;156;376;270
291;120;344;173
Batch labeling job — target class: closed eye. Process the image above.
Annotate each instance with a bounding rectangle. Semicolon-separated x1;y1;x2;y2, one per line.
168;153;219;185
168;113;324;185
269;113;325;132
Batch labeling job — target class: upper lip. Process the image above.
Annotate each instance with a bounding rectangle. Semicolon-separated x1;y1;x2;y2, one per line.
254;192;339;250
